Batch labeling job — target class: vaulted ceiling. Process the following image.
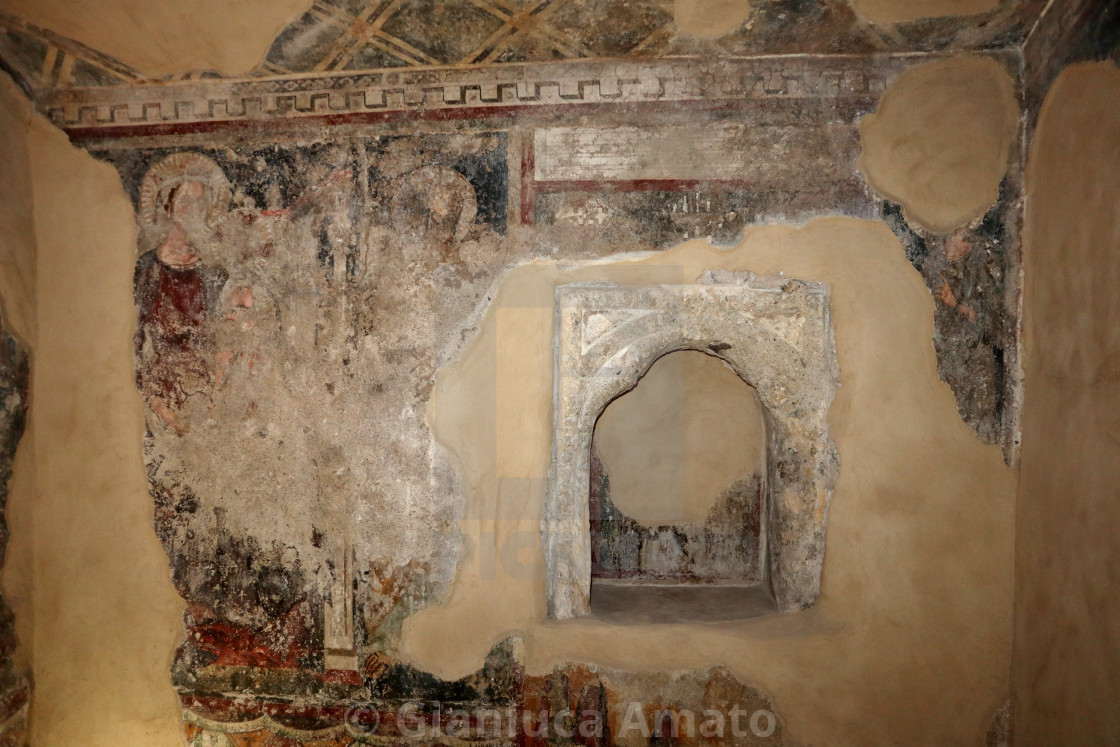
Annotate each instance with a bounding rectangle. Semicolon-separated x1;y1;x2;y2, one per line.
0;0;1048;97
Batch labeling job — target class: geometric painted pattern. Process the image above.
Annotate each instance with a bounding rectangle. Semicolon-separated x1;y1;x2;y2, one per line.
1;0;1049;97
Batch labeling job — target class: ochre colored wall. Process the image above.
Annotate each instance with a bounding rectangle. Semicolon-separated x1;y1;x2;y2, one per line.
1;97;185;744
408;219;1015;745
858;55;1018;235
1013;61;1120;744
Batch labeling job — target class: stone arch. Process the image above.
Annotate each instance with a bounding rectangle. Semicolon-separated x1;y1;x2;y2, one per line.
543;271;839;619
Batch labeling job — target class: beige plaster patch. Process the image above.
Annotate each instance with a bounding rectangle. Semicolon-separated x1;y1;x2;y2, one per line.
859;55;1019;235
1014;61;1120;744
849;0;999;25
595;350;765;527
674;0;753;38
0;99;186;745
0;73;36;344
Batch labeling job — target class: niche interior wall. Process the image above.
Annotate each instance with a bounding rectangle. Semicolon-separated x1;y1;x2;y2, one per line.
0;0;1086;743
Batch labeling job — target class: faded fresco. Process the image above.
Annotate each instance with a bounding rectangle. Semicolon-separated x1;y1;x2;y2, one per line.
84;55;1021;745
111;135;800;743
120;136;509;673
0;0;1073;742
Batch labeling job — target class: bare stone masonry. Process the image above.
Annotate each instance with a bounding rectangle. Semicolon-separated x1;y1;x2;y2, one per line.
544;271;840;619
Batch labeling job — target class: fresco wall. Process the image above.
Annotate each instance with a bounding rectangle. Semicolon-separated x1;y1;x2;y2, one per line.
86;53;1017;742
0;0;1083;743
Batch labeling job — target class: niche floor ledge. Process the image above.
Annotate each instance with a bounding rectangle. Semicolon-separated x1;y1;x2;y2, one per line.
589;581;778;624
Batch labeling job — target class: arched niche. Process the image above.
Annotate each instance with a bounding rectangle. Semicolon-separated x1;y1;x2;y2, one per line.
543;271;839;619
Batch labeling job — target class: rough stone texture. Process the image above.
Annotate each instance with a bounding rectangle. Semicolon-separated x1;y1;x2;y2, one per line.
544;273;838;618
0;319;28;746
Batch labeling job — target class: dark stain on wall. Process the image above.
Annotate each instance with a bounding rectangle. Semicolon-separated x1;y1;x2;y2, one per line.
0;324;29;744
880;177;1020;446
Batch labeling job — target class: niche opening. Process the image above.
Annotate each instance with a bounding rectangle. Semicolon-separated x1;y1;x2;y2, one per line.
589;350;776;622
543;273;838;621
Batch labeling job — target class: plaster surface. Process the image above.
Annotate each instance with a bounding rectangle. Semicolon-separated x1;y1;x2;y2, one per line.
0;72;35;747
674;0;753;39
407;216;1015;745
595;350;765;528
1013;60;1120;744
859;55;1018;235
4;102;185;745
0;0;311;76
0;4;1042;742
851;0;1000;24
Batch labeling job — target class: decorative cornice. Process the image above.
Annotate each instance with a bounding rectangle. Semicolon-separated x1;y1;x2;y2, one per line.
43;55;924;138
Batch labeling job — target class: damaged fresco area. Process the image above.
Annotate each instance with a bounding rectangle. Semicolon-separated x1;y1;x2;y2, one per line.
109;135;828;742
180;637;785;747
0;319;29;745
880;179;1020;446
0;0;1049;94
117;135;510;674
37;28;1023;741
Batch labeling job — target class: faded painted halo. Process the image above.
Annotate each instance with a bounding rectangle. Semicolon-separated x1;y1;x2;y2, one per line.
390;165;478;242
137;151;233;234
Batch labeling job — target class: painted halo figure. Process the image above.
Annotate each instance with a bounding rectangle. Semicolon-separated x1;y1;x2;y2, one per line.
133;152;231;434
390;165;478;265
